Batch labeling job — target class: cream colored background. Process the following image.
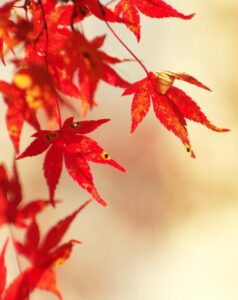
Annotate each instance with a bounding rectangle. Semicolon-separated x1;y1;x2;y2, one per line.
0;0;238;299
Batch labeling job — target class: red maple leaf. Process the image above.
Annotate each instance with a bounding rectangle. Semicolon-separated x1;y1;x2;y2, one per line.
13;62;60;117
2;266;63;300
0;61;74;152
0;239;33;300
44;0;122;22
123;71;229;157
52;0;125;24
53;31;129;113
13;2;128;109
0;1;39;64
114;0;194;41
14;199;91;299
0;163;50;228
0;1;19;64
1;251;60;300
23;0;124;36
17;117;125;206
16;0;71;67
19;1;83;102
0;77;40;153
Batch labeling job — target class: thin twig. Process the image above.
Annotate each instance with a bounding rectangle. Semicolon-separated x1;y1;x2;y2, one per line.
38;0;63;129
97;1;149;76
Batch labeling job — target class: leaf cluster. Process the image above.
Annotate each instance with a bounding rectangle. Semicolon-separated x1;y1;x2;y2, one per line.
0;0;228;298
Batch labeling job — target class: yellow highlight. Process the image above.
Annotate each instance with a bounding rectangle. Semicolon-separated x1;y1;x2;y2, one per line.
81;101;89;117
30;85;42;98
9;125;18;136
101;151;111;160
54;258;65;266
26;94;42;109
25;85;43;109
14;73;33;89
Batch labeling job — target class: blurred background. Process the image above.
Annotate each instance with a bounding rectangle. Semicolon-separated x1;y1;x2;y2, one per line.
1;0;238;299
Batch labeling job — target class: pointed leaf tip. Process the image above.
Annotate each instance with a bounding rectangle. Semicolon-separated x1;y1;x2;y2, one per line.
41;198;92;253
185;144;196;158
184;13;196;20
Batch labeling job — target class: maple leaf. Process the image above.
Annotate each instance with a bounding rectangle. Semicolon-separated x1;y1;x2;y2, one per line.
0;1;19;64
0;163;50;228
54;0;125;24
14;62;59;115
123;71;229;157
31;0;122;23
24;0;124;36
0;2;39;64
5;269;63;300
54;31;129;112
0;60;73;152
17;117;125;206
0;79;40;153
0;240;35;300
114;0;194;41
18;3;127;106
17;0;71;67
21;26;80;99
2;269;37;300
14;199;91;299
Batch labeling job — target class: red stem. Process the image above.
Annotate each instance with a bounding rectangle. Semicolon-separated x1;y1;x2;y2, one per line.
96;0;149;77
105;21;149;76
38;0;62;129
